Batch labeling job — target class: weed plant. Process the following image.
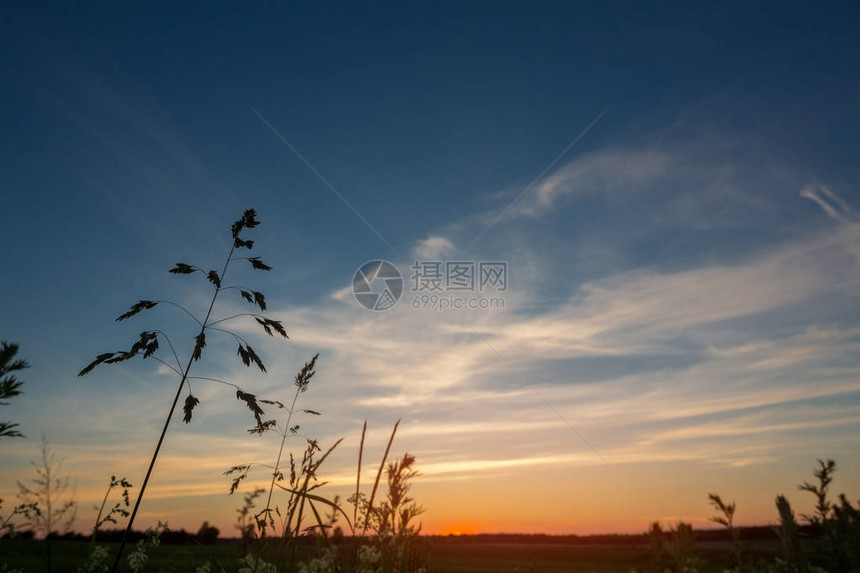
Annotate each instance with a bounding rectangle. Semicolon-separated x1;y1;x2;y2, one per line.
708;493;742;569
78;209;289;571
0;341;29;439
16;435;77;572
226;398;428;573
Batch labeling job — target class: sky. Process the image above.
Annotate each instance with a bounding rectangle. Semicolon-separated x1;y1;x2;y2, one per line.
1;1;860;537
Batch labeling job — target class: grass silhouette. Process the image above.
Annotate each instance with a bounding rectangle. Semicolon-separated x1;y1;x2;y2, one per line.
78;209;289;572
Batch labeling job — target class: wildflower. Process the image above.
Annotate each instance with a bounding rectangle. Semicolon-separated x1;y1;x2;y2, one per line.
356;544;382;573
79;545;110;573
298;547;337;573
239;555;277;573
127;548;148;573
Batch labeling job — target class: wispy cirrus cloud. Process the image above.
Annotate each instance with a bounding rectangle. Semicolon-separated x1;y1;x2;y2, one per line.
524;149;673;215
231;201;860;478
801;183;854;221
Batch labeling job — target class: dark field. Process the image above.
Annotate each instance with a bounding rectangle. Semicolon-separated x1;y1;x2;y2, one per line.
0;538;787;573
426;539;783;573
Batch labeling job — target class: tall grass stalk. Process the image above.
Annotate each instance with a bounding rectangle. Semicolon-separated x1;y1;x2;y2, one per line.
259;354;320;539
361;419;400;536
223;354;353;573
707;493;742;569
798;458;847;572
354;421;367;533
274;437;345;569
79;210;288;572
775;494;806;573
347;420;427;573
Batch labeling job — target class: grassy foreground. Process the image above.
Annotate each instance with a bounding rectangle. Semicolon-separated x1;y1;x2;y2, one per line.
0;537;787;573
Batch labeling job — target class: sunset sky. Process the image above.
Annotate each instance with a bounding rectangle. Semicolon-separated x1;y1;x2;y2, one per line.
2;2;860;537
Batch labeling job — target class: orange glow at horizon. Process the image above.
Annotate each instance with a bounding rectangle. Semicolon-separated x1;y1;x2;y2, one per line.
433;523;479;536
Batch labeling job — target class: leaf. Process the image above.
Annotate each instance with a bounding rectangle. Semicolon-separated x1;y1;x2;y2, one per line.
240;290;253;304
295;353;319;392
237;344;250;367
252;291;267;311
104;351;133;364
256;507;275;529
116;300;158;322
142;337;159;359
242;209;260;228
207;270;221;289
169;263;196;274
129;331;158;355
234;237;255;249
273;485;353;531
0;378;23;404
0;342;28;374
231;221;243;239
248;419;276;435
78;353;115;376
224;464;250;476
192;332;206;362
255;317;288;338
245;345;266;372
248;257;272;271
232;210;259;239
269;319;288;338
236;390;265;426
255;317;272;336
183;394;200;424
81;331;159;376
306;500;330;542
0;422;23;438
260;399;285;409
224;465;250;495
302;409;321;416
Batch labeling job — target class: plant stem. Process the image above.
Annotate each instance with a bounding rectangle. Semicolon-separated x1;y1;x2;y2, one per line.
263;387;301;536
89;480;113;555
250;386;300;573
109;246;236;573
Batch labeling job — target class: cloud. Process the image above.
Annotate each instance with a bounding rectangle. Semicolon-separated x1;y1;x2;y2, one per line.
801;183;848;220
819;185;853;213
208;209;860;484
329;284;353;302
797;184;860;265
411;236;456;259
465;224;860;360
156;363;176;376
527;149;673;214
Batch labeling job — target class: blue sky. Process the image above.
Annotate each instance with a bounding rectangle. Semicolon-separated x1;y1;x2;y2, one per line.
2;1;860;535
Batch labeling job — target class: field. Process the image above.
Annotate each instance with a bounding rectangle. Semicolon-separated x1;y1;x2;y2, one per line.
0;537;788;573
424;539;784;573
